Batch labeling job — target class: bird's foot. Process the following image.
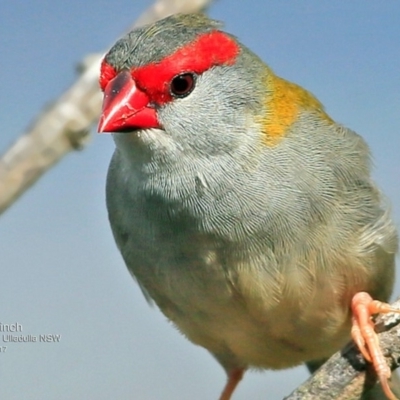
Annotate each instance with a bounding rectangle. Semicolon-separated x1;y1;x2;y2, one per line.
351;291;400;400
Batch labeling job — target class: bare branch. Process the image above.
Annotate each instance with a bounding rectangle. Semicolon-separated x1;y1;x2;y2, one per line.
0;0;213;215
285;298;400;400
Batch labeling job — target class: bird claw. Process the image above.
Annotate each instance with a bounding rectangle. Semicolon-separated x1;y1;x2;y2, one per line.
351;292;400;400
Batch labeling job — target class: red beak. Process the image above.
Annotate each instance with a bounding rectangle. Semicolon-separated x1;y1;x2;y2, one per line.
98;70;160;133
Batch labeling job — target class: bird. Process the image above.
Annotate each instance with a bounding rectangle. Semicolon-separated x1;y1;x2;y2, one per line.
97;13;399;399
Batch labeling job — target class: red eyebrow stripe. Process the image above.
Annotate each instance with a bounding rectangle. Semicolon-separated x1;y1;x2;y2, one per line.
99;60;117;91
99;31;240;103
133;31;240;103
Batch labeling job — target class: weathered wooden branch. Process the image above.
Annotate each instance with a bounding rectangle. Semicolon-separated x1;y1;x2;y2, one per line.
0;0;213;215
285;298;400;400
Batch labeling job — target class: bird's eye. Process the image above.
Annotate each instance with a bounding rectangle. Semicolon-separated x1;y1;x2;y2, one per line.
170;73;196;98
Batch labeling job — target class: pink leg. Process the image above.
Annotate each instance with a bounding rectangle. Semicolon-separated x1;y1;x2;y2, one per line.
219;368;245;400
351;292;400;400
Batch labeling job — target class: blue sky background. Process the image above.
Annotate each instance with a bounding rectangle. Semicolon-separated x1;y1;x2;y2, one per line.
1;1;399;399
